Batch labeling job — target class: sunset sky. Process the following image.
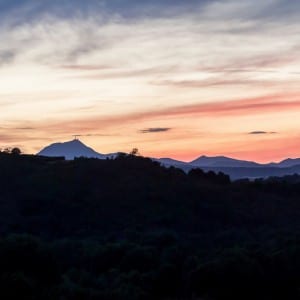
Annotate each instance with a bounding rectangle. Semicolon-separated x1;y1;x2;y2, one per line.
1;0;300;162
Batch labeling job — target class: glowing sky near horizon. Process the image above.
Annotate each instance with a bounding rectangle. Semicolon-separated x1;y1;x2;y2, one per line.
1;0;300;162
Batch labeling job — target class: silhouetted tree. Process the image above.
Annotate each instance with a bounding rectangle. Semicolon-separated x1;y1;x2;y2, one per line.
3;147;11;154
11;147;21;155
130;148;140;156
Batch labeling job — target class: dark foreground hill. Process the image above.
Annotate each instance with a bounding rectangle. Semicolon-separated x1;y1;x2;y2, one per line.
0;152;299;299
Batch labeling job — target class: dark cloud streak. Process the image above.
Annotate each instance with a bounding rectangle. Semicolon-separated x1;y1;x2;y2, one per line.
248;131;277;135
73;133;119;137
140;128;171;133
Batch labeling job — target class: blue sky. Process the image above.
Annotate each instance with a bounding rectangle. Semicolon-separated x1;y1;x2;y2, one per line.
0;0;208;19
1;0;299;20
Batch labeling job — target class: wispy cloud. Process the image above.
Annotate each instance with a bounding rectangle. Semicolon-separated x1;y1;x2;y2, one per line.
153;78;279;88
60;64;113;71
1;1;299;73
0;50;15;65
14;127;35;130
0;125;35;130
77;66;178;80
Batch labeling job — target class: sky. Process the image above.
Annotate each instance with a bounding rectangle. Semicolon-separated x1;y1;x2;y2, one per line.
1;0;300;162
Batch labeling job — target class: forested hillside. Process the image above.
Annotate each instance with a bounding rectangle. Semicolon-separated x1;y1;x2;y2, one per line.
0;152;299;299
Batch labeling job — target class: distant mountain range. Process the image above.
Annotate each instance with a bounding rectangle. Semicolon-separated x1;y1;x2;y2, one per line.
268;158;300;168
189;155;262;168
37;139;300;179
157;157;300;180
158;156;300;169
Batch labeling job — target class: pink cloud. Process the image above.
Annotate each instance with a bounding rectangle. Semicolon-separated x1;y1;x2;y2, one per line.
38;92;300;133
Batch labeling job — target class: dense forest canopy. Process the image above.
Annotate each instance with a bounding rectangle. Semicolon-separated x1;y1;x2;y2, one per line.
0;152;299;299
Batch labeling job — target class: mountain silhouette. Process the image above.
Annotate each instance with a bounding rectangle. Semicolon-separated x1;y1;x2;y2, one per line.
156;157;189;166
272;158;300;168
37;139;116;160
190;155;262;168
